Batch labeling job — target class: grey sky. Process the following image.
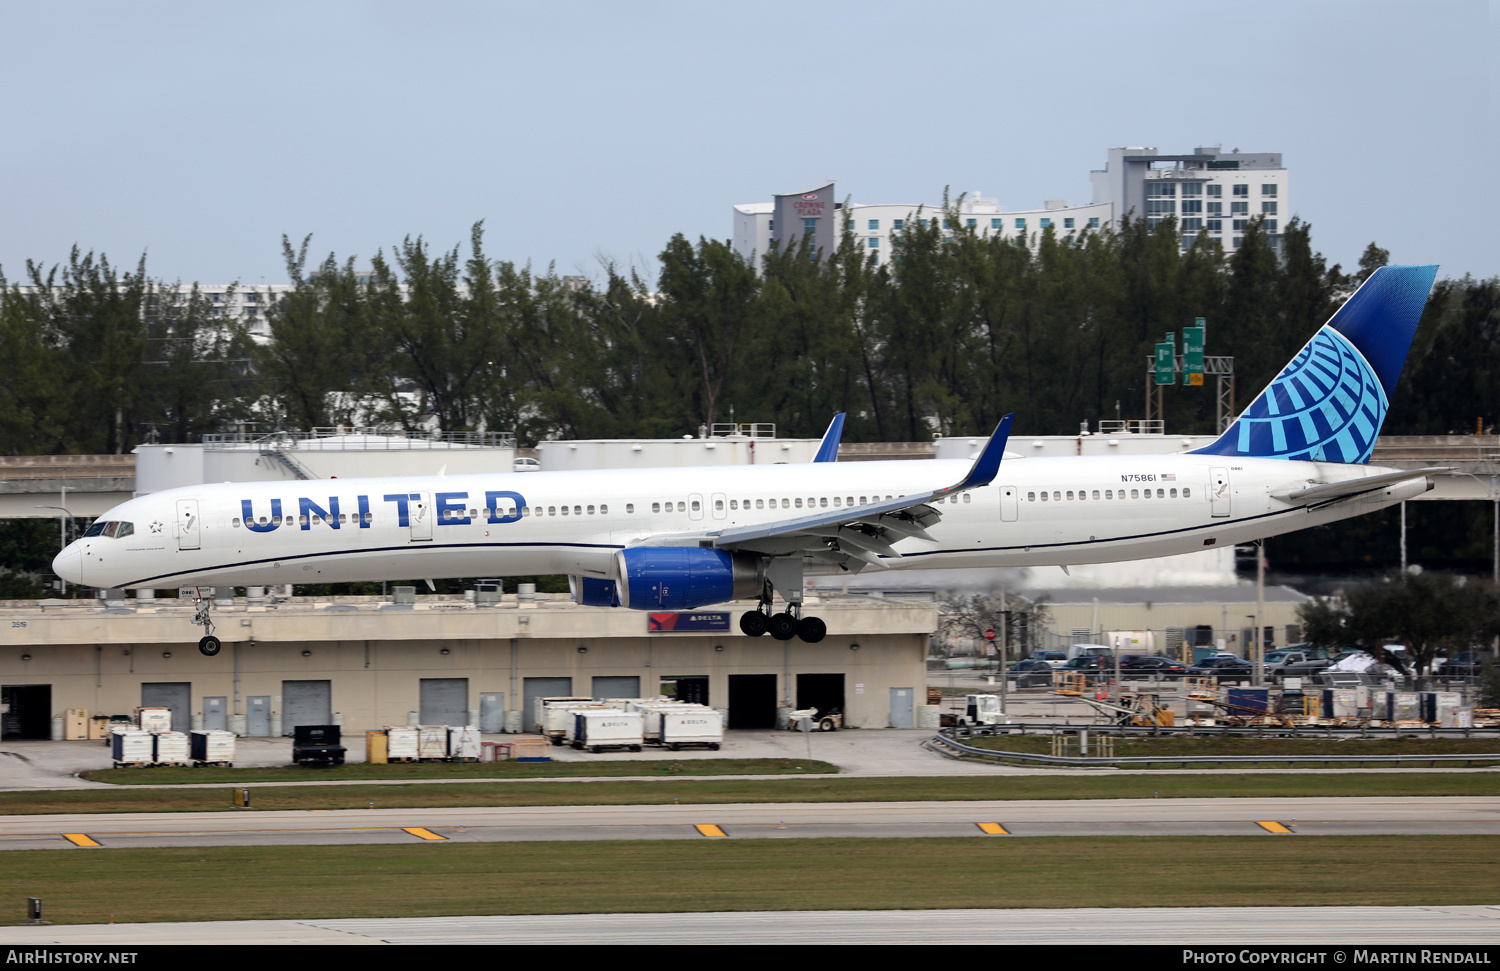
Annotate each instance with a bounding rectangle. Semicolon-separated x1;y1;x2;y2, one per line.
1;0;1493;286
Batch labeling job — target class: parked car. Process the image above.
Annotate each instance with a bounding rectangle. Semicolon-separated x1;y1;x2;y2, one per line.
512;457;541;472
1186;656;1254;682
1119;656;1188;680
1441;651;1488;678
1278;658;1333;682
1026;651;1069;669
1005;659;1056;688
1265;651;1316;679
1055;655;1113;685
1060;655;1112;672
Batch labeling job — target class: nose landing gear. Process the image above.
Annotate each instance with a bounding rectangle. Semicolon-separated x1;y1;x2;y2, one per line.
191;589;222;656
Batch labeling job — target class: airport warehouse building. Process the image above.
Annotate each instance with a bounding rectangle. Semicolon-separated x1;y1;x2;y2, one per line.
0;593;935;739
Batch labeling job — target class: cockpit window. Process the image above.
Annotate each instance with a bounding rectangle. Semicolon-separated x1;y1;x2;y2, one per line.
83;521;134;539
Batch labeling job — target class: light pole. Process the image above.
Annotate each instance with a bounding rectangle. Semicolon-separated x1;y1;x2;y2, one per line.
34;504;75;594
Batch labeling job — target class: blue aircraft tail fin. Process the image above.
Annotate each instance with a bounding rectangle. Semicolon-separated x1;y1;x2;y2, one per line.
1189;264;1437;464
812;413;846;463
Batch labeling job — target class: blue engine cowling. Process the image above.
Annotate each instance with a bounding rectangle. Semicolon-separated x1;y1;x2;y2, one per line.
614;547;763;611
568;576;621;607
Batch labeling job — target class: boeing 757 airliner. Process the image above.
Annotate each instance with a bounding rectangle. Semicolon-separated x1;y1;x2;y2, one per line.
54;265;1444;655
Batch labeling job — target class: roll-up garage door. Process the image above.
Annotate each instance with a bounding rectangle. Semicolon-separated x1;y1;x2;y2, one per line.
419;678;469;726
141;682;191;732
282;680;333;735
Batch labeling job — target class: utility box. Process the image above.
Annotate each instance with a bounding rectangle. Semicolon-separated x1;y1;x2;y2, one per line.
570;710;643;753
448;726;481;761
110;729;152;766
366;731;389;764
416;726;449;760
189;730;236;765
384;726;418;760
63;709;88;740
1226;687;1270;715
153;732;189;764
135;707;172;733
657;709;723;751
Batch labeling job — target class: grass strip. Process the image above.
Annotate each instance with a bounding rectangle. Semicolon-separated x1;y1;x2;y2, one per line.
965;735;1500;767
4;836;1495;925
85;757;836;786
9;772;1500;815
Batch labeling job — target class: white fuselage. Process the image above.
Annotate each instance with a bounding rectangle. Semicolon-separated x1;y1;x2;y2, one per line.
54;453;1424;595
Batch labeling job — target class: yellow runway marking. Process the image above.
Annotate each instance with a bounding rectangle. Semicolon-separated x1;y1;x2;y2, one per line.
1256;821;1294;834
976;823;1009;835
61;833;101;847
402;827;446;840
694;824;727;838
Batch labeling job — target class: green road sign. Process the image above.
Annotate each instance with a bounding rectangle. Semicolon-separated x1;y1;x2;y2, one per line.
1183;321;1205;386
1155;332;1175;386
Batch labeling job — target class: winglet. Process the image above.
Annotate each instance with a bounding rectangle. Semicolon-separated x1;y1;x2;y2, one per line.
948;414;1014;492
813;413;846;463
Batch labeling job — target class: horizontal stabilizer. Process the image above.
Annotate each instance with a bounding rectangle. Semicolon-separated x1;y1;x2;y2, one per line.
1271;468;1447;503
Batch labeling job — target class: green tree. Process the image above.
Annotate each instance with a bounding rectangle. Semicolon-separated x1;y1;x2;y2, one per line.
1297;571;1500;675
656;234;763;431
257;236;388;430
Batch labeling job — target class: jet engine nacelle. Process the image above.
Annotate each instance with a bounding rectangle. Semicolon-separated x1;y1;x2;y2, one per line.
614;547;763;611
568;576;621;607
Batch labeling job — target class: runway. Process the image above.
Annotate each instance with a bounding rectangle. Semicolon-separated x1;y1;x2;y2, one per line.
5;797;1498;851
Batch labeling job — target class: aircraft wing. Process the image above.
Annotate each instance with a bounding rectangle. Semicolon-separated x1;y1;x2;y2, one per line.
812;413;846;463
1270;467;1448;503
631;415;1012;570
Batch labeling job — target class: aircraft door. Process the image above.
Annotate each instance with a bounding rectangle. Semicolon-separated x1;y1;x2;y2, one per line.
410;492;433;541
711;493;727;520
688;493;704;521
175;499;201;550
999;485;1019;523
1209;468;1231;517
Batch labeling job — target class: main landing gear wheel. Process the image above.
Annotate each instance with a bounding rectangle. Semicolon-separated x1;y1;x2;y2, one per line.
796;616;827;643
768;612;798;641
198;635;221;657
739;610;769;637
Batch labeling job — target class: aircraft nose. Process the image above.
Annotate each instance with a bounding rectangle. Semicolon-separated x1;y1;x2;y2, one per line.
52;545;83;586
